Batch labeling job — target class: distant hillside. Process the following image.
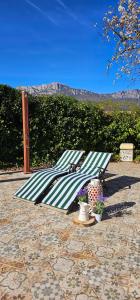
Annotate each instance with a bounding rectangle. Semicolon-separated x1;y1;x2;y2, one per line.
17;82;140;102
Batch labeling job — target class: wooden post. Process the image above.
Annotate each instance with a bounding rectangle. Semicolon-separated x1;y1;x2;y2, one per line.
22;91;30;173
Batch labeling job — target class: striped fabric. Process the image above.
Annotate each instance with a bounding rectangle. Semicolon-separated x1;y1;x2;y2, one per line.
42;152;112;210
15;150;84;201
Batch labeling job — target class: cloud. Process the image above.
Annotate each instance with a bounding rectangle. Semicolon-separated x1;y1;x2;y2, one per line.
25;0;57;25
55;0;78;21
55;0;90;27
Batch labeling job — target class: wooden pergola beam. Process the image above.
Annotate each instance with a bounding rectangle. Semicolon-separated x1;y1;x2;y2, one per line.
22;91;30;173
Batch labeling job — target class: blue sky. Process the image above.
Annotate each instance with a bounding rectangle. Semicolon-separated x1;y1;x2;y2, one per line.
0;0;139;93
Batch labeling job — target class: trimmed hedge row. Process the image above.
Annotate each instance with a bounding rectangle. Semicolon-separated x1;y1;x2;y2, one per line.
0;84;140;167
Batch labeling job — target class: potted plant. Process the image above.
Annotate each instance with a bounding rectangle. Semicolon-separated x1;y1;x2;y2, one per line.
77;188;90;222
77;188;88;203
90;196;106;222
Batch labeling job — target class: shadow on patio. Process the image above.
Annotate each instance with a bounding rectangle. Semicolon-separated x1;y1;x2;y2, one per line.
105;175;140;196
103;201;136;220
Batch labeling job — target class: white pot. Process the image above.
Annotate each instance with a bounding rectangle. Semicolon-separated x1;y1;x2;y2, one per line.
78;202;90;222
90;212;102;222
90;179;101;187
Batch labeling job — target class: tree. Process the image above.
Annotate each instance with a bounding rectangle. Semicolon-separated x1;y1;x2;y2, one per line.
103;0;140;81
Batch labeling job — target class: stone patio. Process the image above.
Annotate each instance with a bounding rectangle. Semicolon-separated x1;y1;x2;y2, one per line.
0;162;140;300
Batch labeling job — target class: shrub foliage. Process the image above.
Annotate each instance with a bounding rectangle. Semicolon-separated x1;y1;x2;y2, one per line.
0;84;140;167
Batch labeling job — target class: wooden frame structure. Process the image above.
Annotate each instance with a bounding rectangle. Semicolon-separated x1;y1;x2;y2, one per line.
22;91;30;173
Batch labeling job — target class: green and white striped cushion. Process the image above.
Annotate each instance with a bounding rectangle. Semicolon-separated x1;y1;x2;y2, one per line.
15;150;84;201
54;150;82;171
77;152;111;175
42;152;112;210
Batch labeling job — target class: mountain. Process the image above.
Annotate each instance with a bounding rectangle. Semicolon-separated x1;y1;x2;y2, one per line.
17;82;140;102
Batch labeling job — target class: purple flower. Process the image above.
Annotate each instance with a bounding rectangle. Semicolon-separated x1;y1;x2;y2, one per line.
77;188;87;197
97;195;107;202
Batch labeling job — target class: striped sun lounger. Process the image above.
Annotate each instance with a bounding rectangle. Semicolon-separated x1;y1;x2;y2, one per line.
42;151;112;210
14;150;84;202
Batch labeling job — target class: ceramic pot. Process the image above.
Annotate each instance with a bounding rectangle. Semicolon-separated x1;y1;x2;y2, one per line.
87;179;103;210
90;212;102;222
78;202;90;222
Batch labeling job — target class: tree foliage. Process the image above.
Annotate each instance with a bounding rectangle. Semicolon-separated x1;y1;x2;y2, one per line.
103;0;140;80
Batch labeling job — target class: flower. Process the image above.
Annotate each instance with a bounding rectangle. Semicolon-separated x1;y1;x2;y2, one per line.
103;0;140;81
77;188;87;203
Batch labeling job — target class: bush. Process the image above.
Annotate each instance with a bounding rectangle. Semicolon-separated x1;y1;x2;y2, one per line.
111;154;120;162
0;85;22;166
134;155;140;163
0;84;140;168
28;95;107;163
102;111;138;153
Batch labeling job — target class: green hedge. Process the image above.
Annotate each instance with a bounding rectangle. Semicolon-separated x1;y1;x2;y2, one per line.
0;84;140;167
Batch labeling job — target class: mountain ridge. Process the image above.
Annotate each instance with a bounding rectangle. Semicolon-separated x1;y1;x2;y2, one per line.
17;82;140;102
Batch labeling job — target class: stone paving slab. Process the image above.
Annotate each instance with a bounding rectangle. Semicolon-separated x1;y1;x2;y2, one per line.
0;162;140;299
